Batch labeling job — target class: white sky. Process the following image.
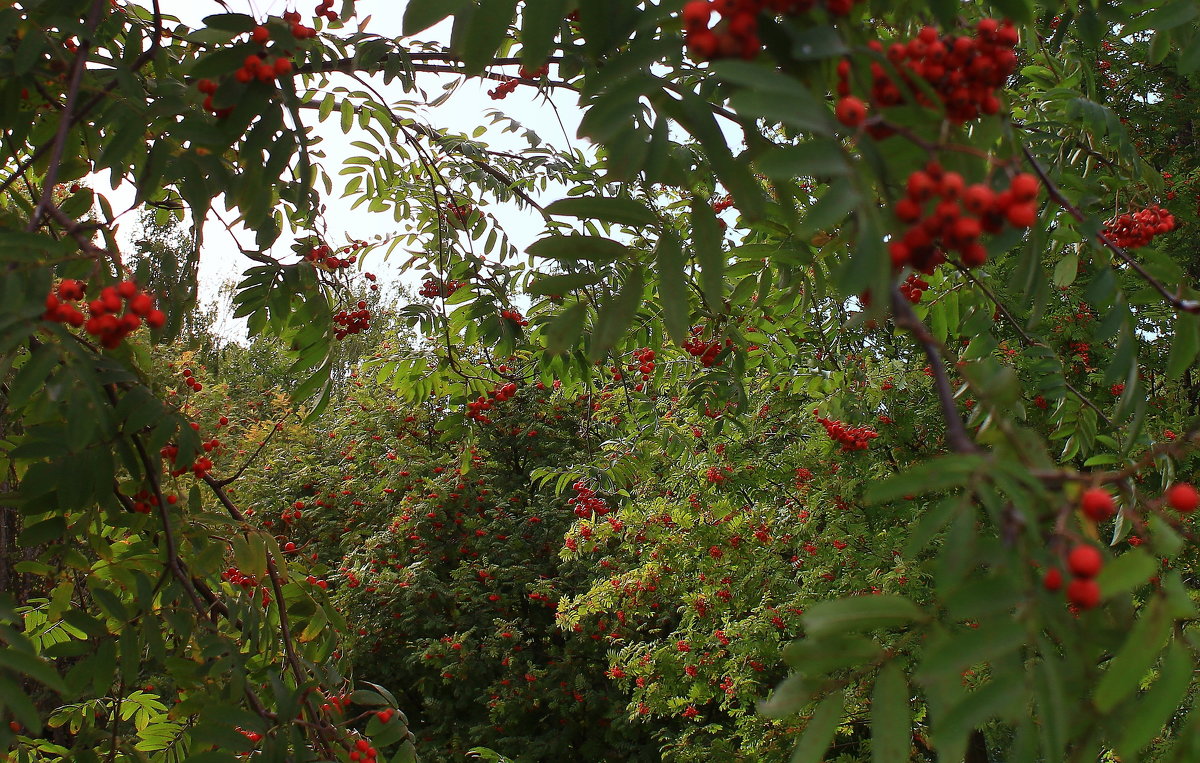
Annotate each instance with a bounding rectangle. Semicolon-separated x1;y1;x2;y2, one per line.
119;0;586;336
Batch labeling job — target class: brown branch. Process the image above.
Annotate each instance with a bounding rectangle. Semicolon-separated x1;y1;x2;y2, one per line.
891;289;979;454
28;0;106;232
1019;143;1200;315
952;263;1114;429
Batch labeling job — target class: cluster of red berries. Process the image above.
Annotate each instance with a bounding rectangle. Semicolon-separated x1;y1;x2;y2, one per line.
304;574;330;589
624;347;657;392
705;466;732;484
683;334;732;367
180;366;202;393
467;382;519;423
304;242;359;270
835;19;1019;133
44;279;166;348
1044;545;1103;610
221;565;260;590
888;163;1039;272
195;78;233;117
568;481;611;519
814;410;878;451
333;302;370;340
129;488;161;515
160;443;214;478
313;0;343;23
500;309;528;327
419;277;466;299
682;0;862;61
1101;205;1176;249
489;64;549;99
281;10;319;38
318;692;353;716
346;738;379;762
233;52;293;85
446;200;473;225
898;273;929;303
710;195;734;213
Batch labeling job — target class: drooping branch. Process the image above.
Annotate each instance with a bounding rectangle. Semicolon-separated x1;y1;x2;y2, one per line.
890;289;979;454
1020;143;1200;315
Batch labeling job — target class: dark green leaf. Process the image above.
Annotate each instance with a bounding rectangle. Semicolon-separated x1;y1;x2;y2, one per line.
546;196;657;227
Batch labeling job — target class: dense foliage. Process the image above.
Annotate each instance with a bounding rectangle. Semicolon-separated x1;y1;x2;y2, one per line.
3;0;1200;761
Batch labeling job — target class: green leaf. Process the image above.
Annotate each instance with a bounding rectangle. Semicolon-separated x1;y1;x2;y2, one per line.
654;234;688;345
1095;548;1156;597
1115;641;1192;759
758;140;849;179
871;663;910;763
545;196;657;227
520;0;568;68
801;595;924;639
403;0;469;35
1094;600;1170;713
458;0;519;76
9;345;59;411
864;454;983;504
588;267;644;362
988;0;1034;24
788;690;845;763
692;199;725;313
527;272;605;296
1123;1;1199;35
18;517;65;547
527;235;628;263
1166;312;1199;380
543;302;588;356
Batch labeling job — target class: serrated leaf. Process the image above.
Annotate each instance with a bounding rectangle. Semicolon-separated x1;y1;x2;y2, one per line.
527;272;605;296
527;235;628;263
1166;312;1199;380
546;196;657;227
458;0;519;76
588;267;644;362
403;0;469;35
788;690;844;763
543;302;588;356
654;233;688;345
1095;548;1156;596
802;595;924;639
692;199;724;313
872;663;910;763
1094;600;1170;713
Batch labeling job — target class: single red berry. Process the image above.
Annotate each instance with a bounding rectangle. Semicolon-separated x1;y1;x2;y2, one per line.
1080;487;1115;522
1166;482;1198;513
1067;544;1103;579
1042;567;1063;591
251;25;269;44
1066;577;1101;609
1010;173;1039;201
835;96;866;128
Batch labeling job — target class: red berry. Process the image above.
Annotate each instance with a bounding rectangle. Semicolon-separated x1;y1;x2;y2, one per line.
1042;567;1062;591
1066;577;1101;609
1080;487;1115;522
1066;544;1103;579
1166;482;1198;513
835;96;867;127
251;25;269;45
